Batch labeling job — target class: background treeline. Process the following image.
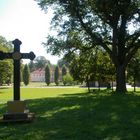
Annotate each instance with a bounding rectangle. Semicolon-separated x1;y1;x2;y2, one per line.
1;36;140;91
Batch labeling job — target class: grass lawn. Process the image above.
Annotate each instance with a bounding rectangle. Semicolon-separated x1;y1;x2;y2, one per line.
21;82;81;87
0;87;140;140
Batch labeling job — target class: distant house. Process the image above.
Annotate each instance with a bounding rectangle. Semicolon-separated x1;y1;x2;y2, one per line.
30;69;45;82
30;67;62;82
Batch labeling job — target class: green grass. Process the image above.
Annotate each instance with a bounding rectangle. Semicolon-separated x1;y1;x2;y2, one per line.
21;82;81;87
1;88;140;139
0;87;86;103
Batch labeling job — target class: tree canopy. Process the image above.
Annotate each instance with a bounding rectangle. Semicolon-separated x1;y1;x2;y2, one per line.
36;0;140;93
34;56;50;69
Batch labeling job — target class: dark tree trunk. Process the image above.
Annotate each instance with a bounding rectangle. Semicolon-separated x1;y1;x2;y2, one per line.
134;75;136;92
87;81;91;93
116;65;127;93
111;80;114;91
98;80;101;91
86;77;91;93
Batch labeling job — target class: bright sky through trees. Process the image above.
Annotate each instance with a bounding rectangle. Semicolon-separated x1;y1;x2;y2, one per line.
0;0;60;64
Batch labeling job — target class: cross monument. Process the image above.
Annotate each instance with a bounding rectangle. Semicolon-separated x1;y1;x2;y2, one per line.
0;39;35;100
0;39;36;122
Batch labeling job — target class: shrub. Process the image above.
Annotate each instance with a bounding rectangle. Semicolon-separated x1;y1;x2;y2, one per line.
63;73;73;86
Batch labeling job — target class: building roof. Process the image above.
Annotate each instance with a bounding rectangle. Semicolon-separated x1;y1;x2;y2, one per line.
31;68;45;75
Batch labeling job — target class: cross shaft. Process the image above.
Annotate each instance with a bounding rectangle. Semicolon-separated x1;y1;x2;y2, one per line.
0;39;36;100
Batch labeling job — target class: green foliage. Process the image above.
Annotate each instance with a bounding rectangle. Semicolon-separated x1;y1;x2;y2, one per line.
68;48;115;87
0;36;12;52
36;0;140;92
69;50;96;83
23;64;30;86
127;50;140;91
45;65;51;86
62;73;73;86
0;60;12;85
96;50;115;84
0;36;13;85
54;66;60;85
34;56;50;69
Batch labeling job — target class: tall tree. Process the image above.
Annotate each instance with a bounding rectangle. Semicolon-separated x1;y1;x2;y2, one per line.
54;66;60;86
69;49;97;92
45;65;51;86
23;64;30;86
36;0;140;93
20;60;24;82
96;50;115;90
62;65;67;77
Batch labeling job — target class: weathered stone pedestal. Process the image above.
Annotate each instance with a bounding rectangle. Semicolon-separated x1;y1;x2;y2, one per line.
2;100;34;123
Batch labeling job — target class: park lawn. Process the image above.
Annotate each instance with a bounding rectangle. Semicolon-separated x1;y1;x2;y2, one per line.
0;87;87;103
0;88;140;139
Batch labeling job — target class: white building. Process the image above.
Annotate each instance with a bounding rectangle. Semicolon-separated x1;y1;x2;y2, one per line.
30;67;58;82
30;69;45;82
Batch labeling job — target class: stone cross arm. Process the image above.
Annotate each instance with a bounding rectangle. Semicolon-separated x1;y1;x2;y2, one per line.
0;51;35;60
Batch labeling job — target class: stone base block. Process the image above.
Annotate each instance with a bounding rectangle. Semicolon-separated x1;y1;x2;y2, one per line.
0;100;35;123
7;100;26;113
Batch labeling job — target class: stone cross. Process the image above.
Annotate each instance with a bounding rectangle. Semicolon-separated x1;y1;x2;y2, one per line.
0;39;35;100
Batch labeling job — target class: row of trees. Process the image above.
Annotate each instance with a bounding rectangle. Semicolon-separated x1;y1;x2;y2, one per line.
45;65;73;86
22;63;74;86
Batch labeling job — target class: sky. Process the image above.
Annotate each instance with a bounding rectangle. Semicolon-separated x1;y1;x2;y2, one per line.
0;0;61;64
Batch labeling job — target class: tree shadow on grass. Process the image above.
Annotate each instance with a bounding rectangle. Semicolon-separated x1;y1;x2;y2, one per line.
0;91;140;139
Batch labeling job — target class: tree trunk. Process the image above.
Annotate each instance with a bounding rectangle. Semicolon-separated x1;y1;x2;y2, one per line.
111;80;114;91
86;79;91;93
116;65;127;93
134;75;136;92
98;80;101;91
